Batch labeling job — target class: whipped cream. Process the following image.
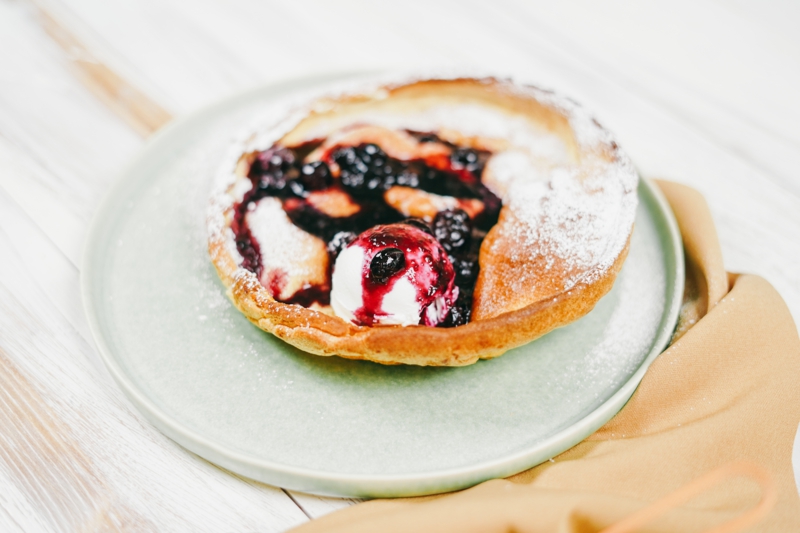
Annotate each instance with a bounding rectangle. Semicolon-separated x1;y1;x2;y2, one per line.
330;225;458;327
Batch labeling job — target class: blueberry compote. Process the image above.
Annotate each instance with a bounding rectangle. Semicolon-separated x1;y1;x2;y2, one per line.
231;132;500;327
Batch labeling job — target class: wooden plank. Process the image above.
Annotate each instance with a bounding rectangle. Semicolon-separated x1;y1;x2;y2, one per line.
36;1;172;137
0;1;144;252
0;187;309;531
0;140;88;267
0;161;91;344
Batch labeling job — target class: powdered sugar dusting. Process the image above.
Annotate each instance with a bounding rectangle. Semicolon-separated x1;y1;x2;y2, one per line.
207;75;638;319
495;157;637;305
206;98;313;263
247;197;328;298
515;84;618;151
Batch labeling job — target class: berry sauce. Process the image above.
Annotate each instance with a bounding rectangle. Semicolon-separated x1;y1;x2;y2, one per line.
350;224;456;326
231;132;500;326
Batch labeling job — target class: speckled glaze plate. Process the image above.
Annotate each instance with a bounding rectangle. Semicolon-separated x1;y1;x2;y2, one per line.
82;73;684;498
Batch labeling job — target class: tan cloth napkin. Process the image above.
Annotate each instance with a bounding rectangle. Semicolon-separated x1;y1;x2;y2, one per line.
290;181;800;533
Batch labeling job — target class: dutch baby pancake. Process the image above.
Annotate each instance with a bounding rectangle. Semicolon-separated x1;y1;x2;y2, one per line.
207;77;638;366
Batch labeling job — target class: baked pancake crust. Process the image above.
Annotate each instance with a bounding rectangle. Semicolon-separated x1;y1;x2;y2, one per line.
208;77;638;366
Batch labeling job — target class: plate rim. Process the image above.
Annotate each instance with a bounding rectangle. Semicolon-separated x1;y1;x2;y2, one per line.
81;73;685;498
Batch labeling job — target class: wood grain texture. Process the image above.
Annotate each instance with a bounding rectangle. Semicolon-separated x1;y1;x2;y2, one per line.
36;6;172;138
0;347;156;532
0;188;308;531
0;0;798;529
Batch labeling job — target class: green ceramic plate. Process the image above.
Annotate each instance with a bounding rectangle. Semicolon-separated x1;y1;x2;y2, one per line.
82;73;684;498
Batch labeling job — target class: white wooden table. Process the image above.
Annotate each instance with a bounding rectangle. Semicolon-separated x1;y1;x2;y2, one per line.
1;1;799;530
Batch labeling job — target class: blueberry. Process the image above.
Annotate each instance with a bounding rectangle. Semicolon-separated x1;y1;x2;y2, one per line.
327;231;357;261
334;144;394;199
450;148;481;172
332;146;358;169
400;218;433;235
352;144;380;169
299;161;332;191
450;254;478;286
288;180;308;198
369;156;387;173
369;248;405;283
364;174;386;193
254;147;296;174
433;209;472;254
339;168;365;190
362;143;380;156
332;146;369;176
236;237;260;275
440;291;472;327
250;147;300;195
395;168;420;188
256;173;290;194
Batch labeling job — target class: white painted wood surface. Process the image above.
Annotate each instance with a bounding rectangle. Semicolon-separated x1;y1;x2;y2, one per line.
1;0;798;530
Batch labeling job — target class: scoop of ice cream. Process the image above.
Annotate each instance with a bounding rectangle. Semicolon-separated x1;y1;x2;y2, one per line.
331;223;458;326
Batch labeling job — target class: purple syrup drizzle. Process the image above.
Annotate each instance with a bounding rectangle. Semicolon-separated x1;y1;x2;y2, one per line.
350;225;456;326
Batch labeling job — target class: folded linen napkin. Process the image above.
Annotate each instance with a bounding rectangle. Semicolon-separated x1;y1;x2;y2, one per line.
290;181;800;533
